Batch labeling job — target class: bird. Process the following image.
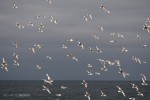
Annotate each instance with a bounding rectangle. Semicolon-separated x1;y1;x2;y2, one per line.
43;73;53;85
36;64;42;70
62;44;67;49
121;47;128;53
77;41;84;49
100;4;110;14
47;0;52;4
83;14;93;22
114;60;121;66
140;74;148;85
129;97;136;100
50;16;57;24
92;34;100;40
116;86;126;97
95;72;101;75
100;90;106;97
60;85;67;90
96;46;102;53
141;44;147;48
16;22;24;29
67;54;78;62
13;60;19;66
28;21;34;26
137;91;144;97
13;53;19;60
42;85;51;94
110;40;116;43
84;91;91;100
13;3;18;9
89;46;94;53
131;83;139;91
56;94;62;97
87;70;93;76
67;38;74;42
81;80;88;88
132;56;142;64
1;57;8;71
98;25;104;31
13;43;18;48
46;56;52;60
136;34;142;39
29;47;35;54
87;63;92;68
118;67;130;78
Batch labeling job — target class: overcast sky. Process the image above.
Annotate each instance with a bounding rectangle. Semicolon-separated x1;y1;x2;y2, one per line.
0;0;150;80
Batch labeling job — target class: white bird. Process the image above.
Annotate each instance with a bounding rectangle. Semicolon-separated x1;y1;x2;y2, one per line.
34;44;42;49
61;86;67;90
13;53;19;60
136;34;142;39
28;21;34;26
131;83;139;91
81;80;88;88
56;94;62;97
116;86;126;97
1;57;8;71
100;4;110;15
43;73;53;85
84;91;91;100
13;60;19;66
87;63;92;68
38;27;44;32
96;46;102;53
67;54;78;62
129;97;136;100
46;56;52;60
42;85;51;94
87;70;93;76
100;90;106;97
77;41;84;49
13;43;18;48
118;67;130;78
137;91;144;97
121;47;128;53
16;22;24;29
140;74;148;85
36;64;42;69
92;34;100;40
83;14;92;22
98;25;104;31
143;23;150;33
47;0;52;4
89;46;94;53
62;44;67;49
141;44;147;48
29;47;35;54
110;40;116;43
95;72;101;75
146;16;150;23
67;38;74;42
114;60;121;66
13;3;18;9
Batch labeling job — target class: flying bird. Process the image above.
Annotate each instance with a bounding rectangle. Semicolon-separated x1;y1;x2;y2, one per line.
42;85;51;94
1;57;8;71
116;86;126;97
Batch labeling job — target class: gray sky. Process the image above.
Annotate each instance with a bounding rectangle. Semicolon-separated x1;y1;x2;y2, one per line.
0;0;150;80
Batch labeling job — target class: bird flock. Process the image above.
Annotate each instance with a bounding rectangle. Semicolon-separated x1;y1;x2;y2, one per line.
0;0;150;100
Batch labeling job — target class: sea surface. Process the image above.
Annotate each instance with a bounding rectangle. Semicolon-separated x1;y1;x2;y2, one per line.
0;81;150;100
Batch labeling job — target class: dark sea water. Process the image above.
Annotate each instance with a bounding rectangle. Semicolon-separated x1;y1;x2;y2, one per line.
0;81;150;100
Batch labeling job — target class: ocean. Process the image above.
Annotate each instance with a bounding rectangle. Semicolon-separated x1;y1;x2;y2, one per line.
0;81;150;100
